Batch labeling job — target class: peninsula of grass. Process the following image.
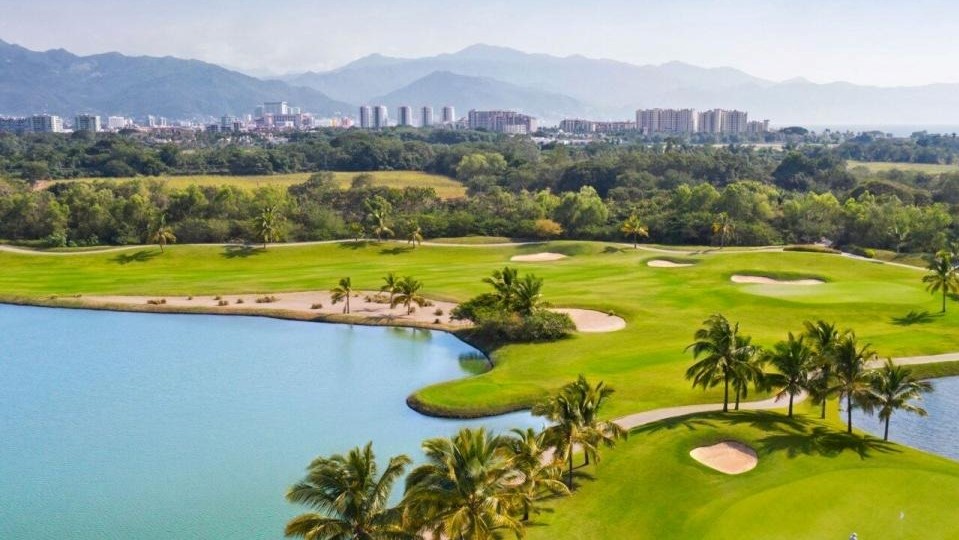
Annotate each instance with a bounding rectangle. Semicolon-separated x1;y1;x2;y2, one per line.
46;170;467;198
1;240;958;419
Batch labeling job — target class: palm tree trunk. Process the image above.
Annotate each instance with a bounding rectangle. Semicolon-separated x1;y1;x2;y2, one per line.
346;296;350;314
584;453;589;466
944;288;948;314
734;387;741;411
159;244;164;253
820;399;826;419
723;376;729;412
846;393;853;434
567;448;574;489
884;416;890;441
788;393;794;417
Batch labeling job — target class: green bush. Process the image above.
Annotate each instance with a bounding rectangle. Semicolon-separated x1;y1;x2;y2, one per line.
783;244;841;254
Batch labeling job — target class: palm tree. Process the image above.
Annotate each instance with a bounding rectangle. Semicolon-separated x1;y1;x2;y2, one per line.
923;250;959;313
804;320;844;419
483;266;519;312
711;212;734;248
370;209;393;242
284;442;412;540
402;428;523;540
254;205;282;249
566;375;627;465
380;272;400;304
512;273;544;315
729;335;764;411
531;390;595;490
865;360;933;441
832;333;877;434
391;276;427;315
763;333;814;417
620;214;649;248
503;428;570;521
330;277;353;314
406;221;424;247
685;314;742;412
147;215;176;253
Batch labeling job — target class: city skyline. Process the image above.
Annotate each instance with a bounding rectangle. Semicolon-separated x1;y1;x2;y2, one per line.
2;0;959;87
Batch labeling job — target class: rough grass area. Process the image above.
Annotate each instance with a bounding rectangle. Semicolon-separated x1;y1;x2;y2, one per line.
0;241;956;419
529;406;959;539
46;171;467;198
847;160;959;174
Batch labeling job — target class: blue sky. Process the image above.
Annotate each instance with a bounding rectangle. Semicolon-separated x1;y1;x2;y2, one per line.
0;0;955;86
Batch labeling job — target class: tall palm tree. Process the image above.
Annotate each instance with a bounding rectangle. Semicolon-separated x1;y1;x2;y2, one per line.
380;272;400;304
566;375;627;465
729;335;764;411
832;333;876;434
147;214;176;253
922;250;959;313
402;428;523;540
512;274;544;315
406;221;424;247
865;359;933;441
711;212;734;248
503;428;570;521
620;214;649;248
254;205;282;249
330;277;353;314
483;266;519;312
391;276;427;315
804;320;844;419
763;333;814;417
685;314;743;412
370;209;393;242
284;442;412;540
531;390;596;490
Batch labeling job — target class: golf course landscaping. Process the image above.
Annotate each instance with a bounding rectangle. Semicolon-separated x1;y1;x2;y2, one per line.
3;239;959;538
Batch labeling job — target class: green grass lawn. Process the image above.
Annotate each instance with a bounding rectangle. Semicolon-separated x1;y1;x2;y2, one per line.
0;240;956;419
47;170;467;198
529;405;959;539
847;160;959;174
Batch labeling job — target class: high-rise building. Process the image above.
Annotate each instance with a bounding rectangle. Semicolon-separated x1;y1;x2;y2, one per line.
421;106;434;127
559;119;595;133
263;101;289;115
697;109;723;134
0;116;30;134
29;115;64;133
373;105;388;129
106;116;130;130
441;106;456;124
696;109;749;135
636;109;696;134
467;110;537;134
398;106;413;127
721;110;748;134
359;106;372;128
75;114;101;133
746;119;769;135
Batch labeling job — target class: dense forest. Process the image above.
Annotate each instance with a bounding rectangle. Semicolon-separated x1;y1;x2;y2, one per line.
0;129;957;252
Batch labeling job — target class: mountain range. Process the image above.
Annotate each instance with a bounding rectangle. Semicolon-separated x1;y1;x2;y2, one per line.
4;38;959;125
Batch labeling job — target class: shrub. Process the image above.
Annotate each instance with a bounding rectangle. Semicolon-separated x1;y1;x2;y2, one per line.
784;244;840;254
367;293;390;304
217;300;229;306
146;299;167;305
214;295;222;301
461;307;574;343
187;296;193;301
434;308;444;316
846;245;877;259
236;298;245;304
255;295;278;304
310;303;323;310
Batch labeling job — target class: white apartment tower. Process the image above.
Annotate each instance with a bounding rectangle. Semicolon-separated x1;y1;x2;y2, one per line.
721;110;748;134
373;105;388;129
421;106;434;127
636;108;697;134
263;101;289;115
697;109;724;134
74;114;101;133
359;106;372;128
398;106;413;127
441;105;456;124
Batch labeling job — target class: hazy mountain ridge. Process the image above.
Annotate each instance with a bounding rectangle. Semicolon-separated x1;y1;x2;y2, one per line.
0;39;352;119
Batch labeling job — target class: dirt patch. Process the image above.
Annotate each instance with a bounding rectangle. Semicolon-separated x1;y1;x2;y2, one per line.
552;308;626;332
510;252;568;262
647;259;694;268
731;274;824;285
689;441;758;474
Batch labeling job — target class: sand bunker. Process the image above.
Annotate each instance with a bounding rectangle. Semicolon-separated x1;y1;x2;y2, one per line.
690;441;758;474
647;259;693;268
552;308;626;333
731;274;824;285
510;252;568;262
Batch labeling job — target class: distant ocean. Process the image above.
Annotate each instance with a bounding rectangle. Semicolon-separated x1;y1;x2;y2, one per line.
798;125;959;137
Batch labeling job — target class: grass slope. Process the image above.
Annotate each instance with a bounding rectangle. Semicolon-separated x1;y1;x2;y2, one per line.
529;406;959;539
47;171;467;198
0;240;956;418
848;160;959;174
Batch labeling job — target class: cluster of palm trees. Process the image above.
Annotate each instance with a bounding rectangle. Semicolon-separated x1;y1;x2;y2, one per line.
284;376;624;540
924;249;959;313
685;314;933;440
330;274;429;316
483;266;545;316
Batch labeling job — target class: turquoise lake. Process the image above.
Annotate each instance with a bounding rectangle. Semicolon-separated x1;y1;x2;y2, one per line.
0;304;541;539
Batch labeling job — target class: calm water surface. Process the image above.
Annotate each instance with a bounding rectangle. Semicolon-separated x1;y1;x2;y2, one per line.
0;304;540;539
852;376;959;461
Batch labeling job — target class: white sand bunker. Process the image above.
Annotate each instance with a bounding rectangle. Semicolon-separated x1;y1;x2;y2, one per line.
552;308;626;333
647;259;694;268
731;274;824;285
510;252;568;262
690;441;758;474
